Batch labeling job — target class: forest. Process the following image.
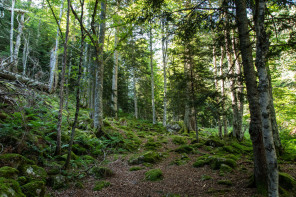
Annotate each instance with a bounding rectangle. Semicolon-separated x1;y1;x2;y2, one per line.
0;0;296;196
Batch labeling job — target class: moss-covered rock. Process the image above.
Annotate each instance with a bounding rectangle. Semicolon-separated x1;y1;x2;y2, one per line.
0;166;19;179
17;176;28;186
219;164;233;174
207;156;236;170
74;181;84;189
193;159;207;168
89;167;114;179
145;169;163;181
0;178;25;197
47;168;60;176
279;172;296;191
72;144;88;155
144;140;162;150
171;154;190;166
47;174;67;190
223;146;240;154
0;154;35;169
129;166;144;171
21;181;45;197
93;181;110;191
205;139;224;147
172;136;187;145
201;175;212;181
128;151;162;165
61;152;78;161
217;179;232;186
20;165;47;182
174;145;194;154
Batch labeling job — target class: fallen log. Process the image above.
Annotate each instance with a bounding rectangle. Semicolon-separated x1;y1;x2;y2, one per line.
0;69;50;93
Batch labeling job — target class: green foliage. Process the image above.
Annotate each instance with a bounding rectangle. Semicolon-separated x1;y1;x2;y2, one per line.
89;167;114;179
217;179;232;186
21;181;45;197
128;151;162;165
145;169;163;181
172;136;187;145
93;181;110;191
170;154;190;166
201;175;212;181
174;145;194;154
129;166;144;171
0;178;25;197
0;166;19;179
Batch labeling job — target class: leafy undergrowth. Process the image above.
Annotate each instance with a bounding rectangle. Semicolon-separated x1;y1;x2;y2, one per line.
0;81;296;196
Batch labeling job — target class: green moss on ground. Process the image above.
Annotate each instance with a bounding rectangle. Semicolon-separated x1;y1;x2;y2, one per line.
217;179;232;186
0;154;35;169
47;174;68;190
279;172;296;191
90;167;114;179
20;165;47;182
0;177;25;197
93;181;110;191
21;181;45;197
145;169;163;181
201;175;212;181
128;151;162;165
0;166;19;179
129;166;144;171
144;139;162;150
172;136;187;145
174;145;194;154
171;154;190;166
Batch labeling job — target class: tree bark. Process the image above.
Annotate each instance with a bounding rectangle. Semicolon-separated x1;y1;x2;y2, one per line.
48;0;65;93
235;0;268;191
22;35;30;76
132;67;138;119
161;20;168;127
111;26;119;119
13;13;25;72
150;25;156;124
254;0;278;195
94;1;106;133
10;0;15;64
56;0;70;156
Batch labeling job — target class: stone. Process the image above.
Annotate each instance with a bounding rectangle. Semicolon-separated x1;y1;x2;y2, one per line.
21;181;45;197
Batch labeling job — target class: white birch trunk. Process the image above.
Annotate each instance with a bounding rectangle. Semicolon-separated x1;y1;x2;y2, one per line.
150;26;156;124
111;26;119;118
48;0;65;93
22;35;29;76
13;13;25;72
10;0;15;64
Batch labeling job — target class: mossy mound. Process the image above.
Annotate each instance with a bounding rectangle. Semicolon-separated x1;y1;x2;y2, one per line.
201;175;212;181
0;166;19;179
0;177;25;197
193;155;236;170
144;140;162;150
171;154;190;166
129;166;144;171
0;154;35;169
205;138;224;147
21;181;45;197
279;172;296;191
20;165;47;182
193;154;210;168
93;181;110;191
222;146;240;154
219;164;233;175
172;136;187;145
17;176;28;186
217;179;232;186
72;144;88;155
90;167;114;179
128;151;162;165
174;145;194;154
47;174;67;190
145;169;163;181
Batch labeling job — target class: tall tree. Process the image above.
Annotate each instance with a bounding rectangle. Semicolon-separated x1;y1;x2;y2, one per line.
112;25;119;119
161;17;168;127
10;0;15;65
150;24;156;124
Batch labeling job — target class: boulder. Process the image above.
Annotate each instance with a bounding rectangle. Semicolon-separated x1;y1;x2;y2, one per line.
21;181;45;197
0;177;25;197
166;123;181;133
0;166;19;179
20;165;47;182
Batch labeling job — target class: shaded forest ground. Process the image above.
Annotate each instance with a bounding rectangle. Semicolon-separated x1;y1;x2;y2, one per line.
0;79;296;197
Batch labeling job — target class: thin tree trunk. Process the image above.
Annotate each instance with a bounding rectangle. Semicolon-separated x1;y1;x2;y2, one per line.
219;46;227;136
254;0;278;195
56;0;70;156
10;0;15;65
161;20;168;127
22;35;30;76
235;0;268;191
111;26;119;119
37;0;45;46
213;47;222;138
49;0;65;93
65;51;72;110
150;25;156;124
64;0;84;169
94;1;106;133
132;67;138;119
13;13;25;72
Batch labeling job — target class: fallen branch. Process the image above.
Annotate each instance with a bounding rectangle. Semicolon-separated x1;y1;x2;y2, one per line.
0;69;50;92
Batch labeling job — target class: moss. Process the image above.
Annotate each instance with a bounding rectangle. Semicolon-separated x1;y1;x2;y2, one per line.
205;138;224;147
72;144;88;155
47;174;67;190
90;167;114;179
230;142;253;153
172;136;187;145
145;169;163;181
47;168;60;176
93;181;110;191
223;146;240;154
74;181;84;189
129;166;144;171
0;177;25;197
171;154;190;166
128;151;162;165
0;166;19;179
17;176;28;186
201;175;212;181
279;172;296;190
174;145;194;154
217;179;232;186
21;181;45;197
219;164;233;174
61;152;78;161
207;156;236;170
193;159;207;168
0;154;35;169
20;165;47;182
144;140;162;150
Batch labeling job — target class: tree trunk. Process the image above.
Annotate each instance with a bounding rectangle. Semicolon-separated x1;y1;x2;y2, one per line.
161;20;168;127
150;25;156;124
48;0;65;93
213;47;222;138
94;1;106;133
132;67;138;119
111;26;119;119
254;0;278;195
10;0;15;65
56;0;70;156
13;13;25;72
235;0;268;191
22;35;30;76
219;46;228;137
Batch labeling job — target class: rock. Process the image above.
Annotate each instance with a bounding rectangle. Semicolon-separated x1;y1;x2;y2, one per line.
0;166;19;179
21;181;45;197
89;167;114;179
220;164;233;174
17;176;27;186
20;165;47;182
205;139;224;147
166;123;181;133
174;145;194;154
207;156;236;170
128;151;162;165
0;154;35;169
279;172;296;191
93;181;110;191
0;177;25;197
47;174;67;190
193;159;207;168
145;169;163;181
